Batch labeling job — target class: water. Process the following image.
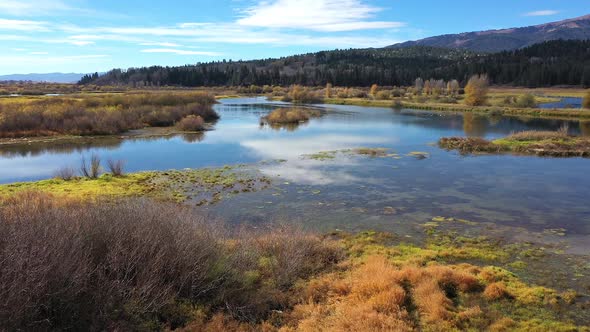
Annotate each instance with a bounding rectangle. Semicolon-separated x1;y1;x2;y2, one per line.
539;97;583;109
1;97;589;251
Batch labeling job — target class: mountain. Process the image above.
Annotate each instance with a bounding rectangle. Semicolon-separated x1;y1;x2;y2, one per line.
390;14;590;52
0;73;86;83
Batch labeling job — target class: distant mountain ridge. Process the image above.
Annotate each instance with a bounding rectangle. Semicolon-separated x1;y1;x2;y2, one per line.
0;73;86;83
390;14;590;52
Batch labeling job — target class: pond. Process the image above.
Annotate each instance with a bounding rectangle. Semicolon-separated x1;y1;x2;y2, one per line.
1;97;589;253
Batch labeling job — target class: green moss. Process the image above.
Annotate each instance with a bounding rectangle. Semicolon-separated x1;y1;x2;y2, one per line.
0;166;271;205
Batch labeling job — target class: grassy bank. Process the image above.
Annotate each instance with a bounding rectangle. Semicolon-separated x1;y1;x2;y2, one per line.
0;91;218;138
324;97;590;120
0;166;271;204
0;192;587;331
439;131;590;157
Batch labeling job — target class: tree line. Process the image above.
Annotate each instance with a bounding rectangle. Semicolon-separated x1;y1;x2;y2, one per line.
80;39;590;88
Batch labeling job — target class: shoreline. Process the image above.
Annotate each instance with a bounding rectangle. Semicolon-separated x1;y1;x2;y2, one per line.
323;97;590;120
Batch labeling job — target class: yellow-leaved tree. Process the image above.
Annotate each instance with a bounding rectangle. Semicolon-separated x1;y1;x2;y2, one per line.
583;89;590;109
464;75;489;106
369;84;379;97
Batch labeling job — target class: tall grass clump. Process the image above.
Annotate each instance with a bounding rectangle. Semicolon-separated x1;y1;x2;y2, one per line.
0;92;218;138
583;89;590;110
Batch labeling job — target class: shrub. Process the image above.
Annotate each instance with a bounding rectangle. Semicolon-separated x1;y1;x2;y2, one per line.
80;154;101;178
0;92;218;138
583;90;590;109
177;115;205;131
375;90;391;100
0;193;343;330
464;75;489;106
282;85;323;104
483;282;508;300
0;193;227;331
262;108;322;124
106;159;125;177
515;94;537;108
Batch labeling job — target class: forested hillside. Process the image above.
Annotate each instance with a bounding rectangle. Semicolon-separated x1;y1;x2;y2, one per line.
81;39;590;88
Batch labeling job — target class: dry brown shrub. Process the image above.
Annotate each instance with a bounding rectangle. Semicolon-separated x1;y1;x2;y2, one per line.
483;282;509;300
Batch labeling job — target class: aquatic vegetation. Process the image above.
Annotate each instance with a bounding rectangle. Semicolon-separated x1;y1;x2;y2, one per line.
407;151;430;159
0;166;271;204
261;107;322;125
303;148;394;160
439;130;590;157
353;147;389;157
0;92;218;138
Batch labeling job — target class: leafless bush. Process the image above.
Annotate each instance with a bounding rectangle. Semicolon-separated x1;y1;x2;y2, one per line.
54;166;76;180
0;193;343;330
90;155;101;178
106;159;125;176
80;154;101;178
0;192;228;331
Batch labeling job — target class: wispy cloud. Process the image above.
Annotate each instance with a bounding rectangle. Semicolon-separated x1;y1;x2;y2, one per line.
237;0;404;31
0;19;49;32
0;0;74;16
29;51;49;55
524;10;559;17
140;48;222;56
140;42;183;47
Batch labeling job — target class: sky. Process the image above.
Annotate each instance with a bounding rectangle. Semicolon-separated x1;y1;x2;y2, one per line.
0;0;588;75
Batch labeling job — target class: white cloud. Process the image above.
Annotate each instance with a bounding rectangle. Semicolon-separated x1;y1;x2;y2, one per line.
140;42;183;47
140;48;222;56
0;0;73;16
29;51;49;55
524;10;559;17
0;19;49;32
237;0;404;31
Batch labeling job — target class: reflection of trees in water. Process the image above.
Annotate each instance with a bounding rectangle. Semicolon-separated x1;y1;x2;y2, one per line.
260;122;308;132
0;132;208;158
181;132;205;143
462;113;488;137
0;138;123;158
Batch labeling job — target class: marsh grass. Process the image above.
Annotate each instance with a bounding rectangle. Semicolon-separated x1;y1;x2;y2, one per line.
0;92;218;138
262;108;322;125
439;130;590;157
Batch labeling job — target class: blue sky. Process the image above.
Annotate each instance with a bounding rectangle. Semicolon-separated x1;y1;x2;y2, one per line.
0;0;588;74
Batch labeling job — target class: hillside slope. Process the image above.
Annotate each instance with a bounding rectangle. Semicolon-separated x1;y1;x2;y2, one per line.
390;14;590;52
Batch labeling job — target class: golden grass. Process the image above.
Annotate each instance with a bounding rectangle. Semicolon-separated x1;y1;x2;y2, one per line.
262;108;322;125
